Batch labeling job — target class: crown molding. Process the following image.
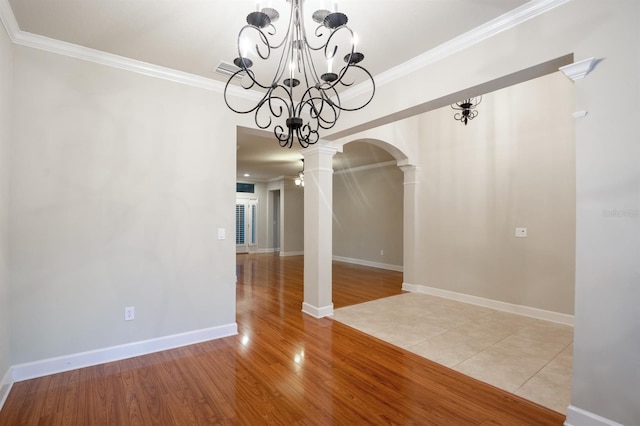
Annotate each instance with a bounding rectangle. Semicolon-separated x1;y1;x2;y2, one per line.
13;31;265;100
559;57;597;81
341;0;571;102
0;0;18;41
0;0;261;100
2;0;570;101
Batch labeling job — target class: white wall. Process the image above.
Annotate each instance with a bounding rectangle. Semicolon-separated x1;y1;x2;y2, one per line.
416;72;575;315
0;18;13;400
1;1;638;423
9;46;237;364
333;164;403;269
567;2;639;424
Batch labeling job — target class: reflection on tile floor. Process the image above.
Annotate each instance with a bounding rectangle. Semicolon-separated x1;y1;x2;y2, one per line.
332;292;573;414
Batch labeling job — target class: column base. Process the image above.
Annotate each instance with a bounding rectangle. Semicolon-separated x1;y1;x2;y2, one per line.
301;302;334;318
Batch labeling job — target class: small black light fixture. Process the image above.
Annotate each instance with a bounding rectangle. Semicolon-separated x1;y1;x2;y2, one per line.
452;96;482;125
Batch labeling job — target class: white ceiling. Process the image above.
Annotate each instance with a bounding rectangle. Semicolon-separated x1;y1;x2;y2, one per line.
5;0;532;181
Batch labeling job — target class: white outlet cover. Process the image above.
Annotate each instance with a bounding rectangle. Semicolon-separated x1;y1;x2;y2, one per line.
125;306;135;321
515;227;527;238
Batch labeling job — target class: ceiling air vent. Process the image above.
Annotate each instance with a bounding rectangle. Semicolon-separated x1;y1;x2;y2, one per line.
215;61;247;79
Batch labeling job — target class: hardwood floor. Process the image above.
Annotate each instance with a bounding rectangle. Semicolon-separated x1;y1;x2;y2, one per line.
0;253;565;425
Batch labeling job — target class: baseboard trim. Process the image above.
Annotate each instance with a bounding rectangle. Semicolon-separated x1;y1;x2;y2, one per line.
258;248;276;253
333;255;403;272
402;283;574;326
279;251;304;257
0;366;13;412
565;405;624;426
302;302;334;318
11;323;238;382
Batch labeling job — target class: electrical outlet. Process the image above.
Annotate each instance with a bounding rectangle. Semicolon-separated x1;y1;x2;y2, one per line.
515;227;527;238
124;306;135;321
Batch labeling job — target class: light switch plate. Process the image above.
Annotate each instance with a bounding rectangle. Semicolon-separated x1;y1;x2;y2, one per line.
515;227;527;238
218;228;226;240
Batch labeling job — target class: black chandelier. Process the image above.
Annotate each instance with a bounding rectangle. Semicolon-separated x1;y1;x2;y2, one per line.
451;96;482;125
223;0;375;149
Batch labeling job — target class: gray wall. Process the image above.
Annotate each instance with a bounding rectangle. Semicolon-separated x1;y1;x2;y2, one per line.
282;179;304;254
333;164;403;269
0;19;12;397
9;46;237;363
416;72;575;315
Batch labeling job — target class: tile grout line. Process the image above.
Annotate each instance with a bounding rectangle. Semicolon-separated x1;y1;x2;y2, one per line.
511;340;574;394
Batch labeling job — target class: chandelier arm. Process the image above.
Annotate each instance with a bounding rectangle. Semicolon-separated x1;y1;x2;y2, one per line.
224;77;275;115
266;86;293;119
299;43;318;90
274;125;293;148
296;2;327;89
265;23;277;37
254;100;274;130
273;41;292;88
297;123;319;148
270;1;304;92
299;88;339;131
255;90;291;130
307;25;359;93
309;17;336;52
269;0;296;51
312;24;328;48
236;25;271;63
329;65;376;112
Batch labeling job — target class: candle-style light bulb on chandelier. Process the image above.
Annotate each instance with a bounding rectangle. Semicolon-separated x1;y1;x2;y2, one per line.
451;96;482;125
223;0;375;149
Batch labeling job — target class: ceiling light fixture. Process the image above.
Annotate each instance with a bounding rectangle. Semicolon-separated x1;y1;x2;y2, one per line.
223;0;375;149
451;96;482;125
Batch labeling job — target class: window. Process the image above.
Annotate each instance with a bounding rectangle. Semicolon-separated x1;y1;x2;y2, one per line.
236;183;255;193
236;203;245;244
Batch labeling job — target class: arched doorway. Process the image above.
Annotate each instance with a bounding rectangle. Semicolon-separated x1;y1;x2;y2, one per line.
301;138;416;318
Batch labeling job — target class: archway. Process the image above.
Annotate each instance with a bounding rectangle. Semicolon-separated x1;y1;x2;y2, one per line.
301;137;417;318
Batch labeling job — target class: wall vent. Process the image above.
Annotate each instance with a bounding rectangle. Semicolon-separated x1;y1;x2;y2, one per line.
215;61;246;79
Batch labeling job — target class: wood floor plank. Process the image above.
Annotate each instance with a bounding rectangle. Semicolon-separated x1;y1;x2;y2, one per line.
0;253;565;425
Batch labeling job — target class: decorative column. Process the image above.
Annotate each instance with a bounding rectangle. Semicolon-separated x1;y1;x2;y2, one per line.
302;145;338;318
400;165;419;290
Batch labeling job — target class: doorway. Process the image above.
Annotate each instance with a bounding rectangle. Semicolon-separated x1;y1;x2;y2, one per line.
269;189;281;252
236;199;258;253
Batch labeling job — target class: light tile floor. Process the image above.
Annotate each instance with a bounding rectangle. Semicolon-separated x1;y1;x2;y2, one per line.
332;292;573;414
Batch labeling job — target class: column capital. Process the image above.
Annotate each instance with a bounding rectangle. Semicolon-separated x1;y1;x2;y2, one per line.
399;165;419;185
301;144;340;159
399;164;419;174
